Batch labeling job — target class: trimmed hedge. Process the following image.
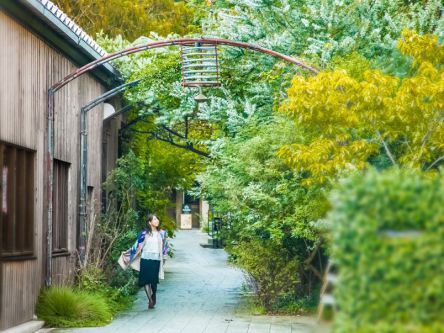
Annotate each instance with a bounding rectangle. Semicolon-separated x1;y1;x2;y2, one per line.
328;169;444;332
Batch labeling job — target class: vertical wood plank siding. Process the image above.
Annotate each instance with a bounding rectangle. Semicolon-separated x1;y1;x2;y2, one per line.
103;115;122;178
53;160;69;252
0;10;106;329
1;261;39;329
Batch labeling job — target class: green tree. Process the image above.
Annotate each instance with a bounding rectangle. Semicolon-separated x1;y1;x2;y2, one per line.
93;1;444;314
54;0;199;40
203;0;443;66
197;116;327;310
279;31;444;186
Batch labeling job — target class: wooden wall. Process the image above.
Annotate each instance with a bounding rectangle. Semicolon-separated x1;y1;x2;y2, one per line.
103;115;122;181
0;10;108;330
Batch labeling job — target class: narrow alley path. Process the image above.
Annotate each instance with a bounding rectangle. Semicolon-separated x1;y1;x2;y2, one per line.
56;230;316;333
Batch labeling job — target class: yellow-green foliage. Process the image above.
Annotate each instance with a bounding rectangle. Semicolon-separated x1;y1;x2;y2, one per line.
328;169;444;332
398;30;444;66
279;31;444;185
53;0;198;40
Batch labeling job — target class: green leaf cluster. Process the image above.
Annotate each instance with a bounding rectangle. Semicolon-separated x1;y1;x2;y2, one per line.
53;0;199;41
198;117;327;310
204;0;444;67
279;31;444;186
75;0;444;318
232;239;300;310
328;168;444;332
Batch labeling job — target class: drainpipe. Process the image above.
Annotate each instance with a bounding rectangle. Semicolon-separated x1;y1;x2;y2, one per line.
46;88;55;287
78;79;140;265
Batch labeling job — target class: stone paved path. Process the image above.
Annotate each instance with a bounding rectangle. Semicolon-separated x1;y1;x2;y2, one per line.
55;230;318;333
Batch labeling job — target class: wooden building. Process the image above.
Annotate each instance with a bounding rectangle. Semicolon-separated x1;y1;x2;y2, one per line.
0;1;122;330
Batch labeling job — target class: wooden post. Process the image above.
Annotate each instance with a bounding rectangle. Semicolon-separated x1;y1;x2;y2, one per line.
0;144;3;321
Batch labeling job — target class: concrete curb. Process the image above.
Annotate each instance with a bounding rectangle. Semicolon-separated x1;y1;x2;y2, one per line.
0;320;44;333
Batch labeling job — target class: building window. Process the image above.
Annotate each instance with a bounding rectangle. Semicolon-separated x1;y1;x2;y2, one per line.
0;142;35;258
53;160;70;254
87;186;94;211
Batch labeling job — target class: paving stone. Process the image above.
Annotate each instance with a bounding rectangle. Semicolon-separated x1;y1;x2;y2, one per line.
291;322;314;333
269;325;292;333
247;322;271;333
227;328;251;333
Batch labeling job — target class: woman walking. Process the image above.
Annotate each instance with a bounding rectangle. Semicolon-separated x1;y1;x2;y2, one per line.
138;214;164;309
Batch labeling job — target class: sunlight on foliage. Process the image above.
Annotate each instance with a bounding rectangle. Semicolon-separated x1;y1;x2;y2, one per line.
279;31;444;185
53;0;198;41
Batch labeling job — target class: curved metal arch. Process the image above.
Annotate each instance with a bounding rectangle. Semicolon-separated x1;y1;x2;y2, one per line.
45;38;318;286
50;38;318;92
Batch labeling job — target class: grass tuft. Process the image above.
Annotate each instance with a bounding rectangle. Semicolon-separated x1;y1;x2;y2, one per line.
36;286;112;328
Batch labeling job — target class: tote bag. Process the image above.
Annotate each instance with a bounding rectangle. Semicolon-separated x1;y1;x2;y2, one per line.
118;251;141;271
118;239;145;271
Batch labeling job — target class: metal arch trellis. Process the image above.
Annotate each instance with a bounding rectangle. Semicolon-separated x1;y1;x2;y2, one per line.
49;38;318;92
45;37;318;286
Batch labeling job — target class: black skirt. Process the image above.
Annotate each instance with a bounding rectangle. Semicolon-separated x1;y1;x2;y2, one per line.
138;258;160;286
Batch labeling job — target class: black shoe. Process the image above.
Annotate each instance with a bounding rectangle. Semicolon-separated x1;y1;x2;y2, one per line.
152;293;156;306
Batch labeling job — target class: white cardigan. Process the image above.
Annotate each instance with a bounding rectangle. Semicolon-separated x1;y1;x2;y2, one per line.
118;231;164;280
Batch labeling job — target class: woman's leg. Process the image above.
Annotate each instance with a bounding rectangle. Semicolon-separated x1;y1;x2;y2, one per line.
151;283;157;306
144;284;154;308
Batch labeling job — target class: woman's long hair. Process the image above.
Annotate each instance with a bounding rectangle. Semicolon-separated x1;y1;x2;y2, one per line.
145;214;158;235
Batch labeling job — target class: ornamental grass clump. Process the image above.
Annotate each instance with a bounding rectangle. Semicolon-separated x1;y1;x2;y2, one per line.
328;168;444;333
36;286;112;328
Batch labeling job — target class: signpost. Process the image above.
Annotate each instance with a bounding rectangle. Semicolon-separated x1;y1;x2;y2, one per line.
180;204;193;229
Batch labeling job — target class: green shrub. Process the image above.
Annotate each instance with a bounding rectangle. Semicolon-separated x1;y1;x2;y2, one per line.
78;266;137;315
236;283;318;315
107;267;139;297
337;322;444;333
201;222;210;234
270;290;319;315
77;266;106;293
232;239;300;310
36;286;112;327
328;168;444;332
108;229;138;265
236;290;267;316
